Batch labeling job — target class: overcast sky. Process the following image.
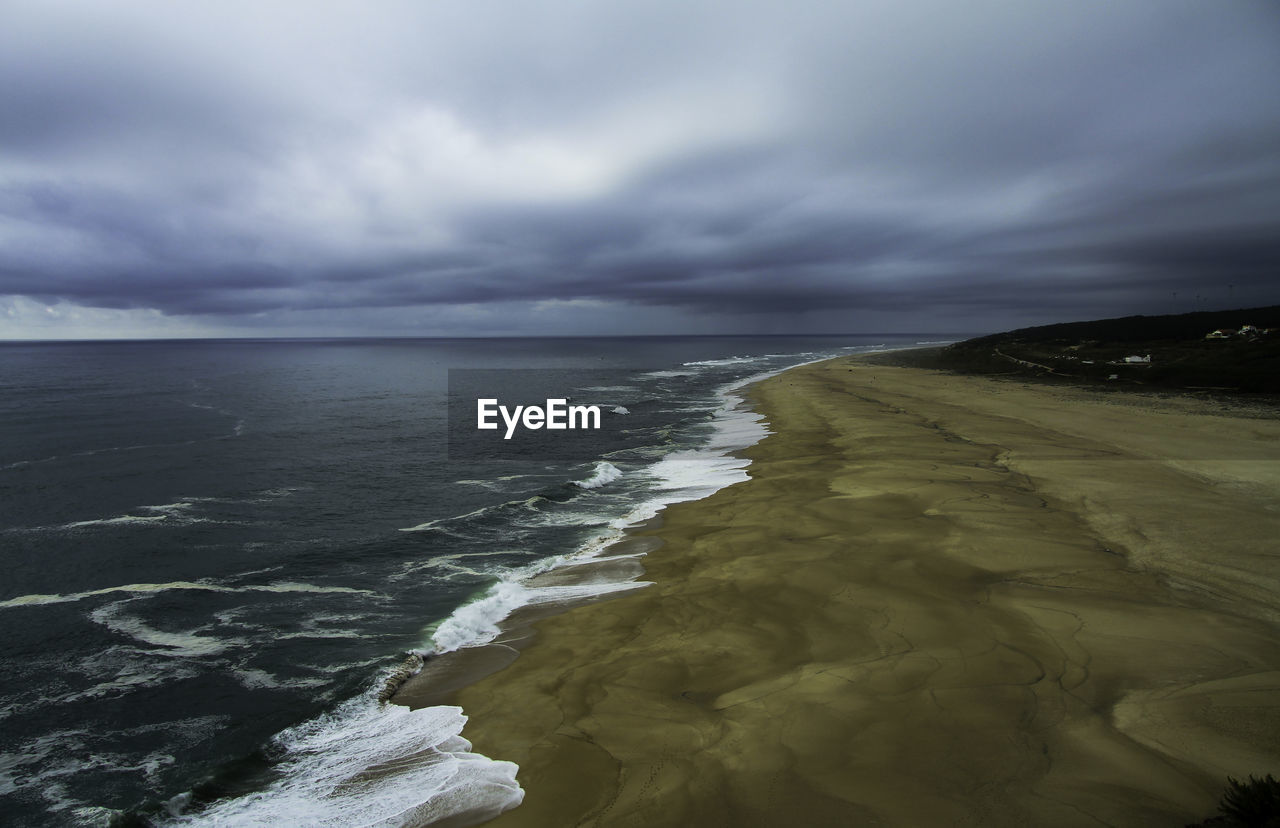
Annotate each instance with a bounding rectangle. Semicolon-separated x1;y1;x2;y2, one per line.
2;0;1278;338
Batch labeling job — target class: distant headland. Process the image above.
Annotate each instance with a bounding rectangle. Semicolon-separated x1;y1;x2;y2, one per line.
896;305;1280;395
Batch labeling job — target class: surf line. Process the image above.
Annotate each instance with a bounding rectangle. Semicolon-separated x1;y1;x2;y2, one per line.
476;398;601;440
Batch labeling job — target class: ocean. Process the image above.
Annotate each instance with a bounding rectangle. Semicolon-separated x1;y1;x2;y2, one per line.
0;335;939;826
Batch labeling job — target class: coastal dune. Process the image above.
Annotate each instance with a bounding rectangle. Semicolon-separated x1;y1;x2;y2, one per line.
402;356;1280;826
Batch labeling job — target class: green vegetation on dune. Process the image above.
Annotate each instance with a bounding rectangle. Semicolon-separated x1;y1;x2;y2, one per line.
929;306;1280;394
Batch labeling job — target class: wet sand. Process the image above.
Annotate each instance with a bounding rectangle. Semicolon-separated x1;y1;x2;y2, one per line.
400;356;1280;826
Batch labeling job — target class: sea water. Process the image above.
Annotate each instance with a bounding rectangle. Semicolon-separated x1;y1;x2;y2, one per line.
0;335;937;825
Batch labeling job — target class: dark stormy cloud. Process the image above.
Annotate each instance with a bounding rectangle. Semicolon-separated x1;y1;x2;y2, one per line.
2;0;1278;338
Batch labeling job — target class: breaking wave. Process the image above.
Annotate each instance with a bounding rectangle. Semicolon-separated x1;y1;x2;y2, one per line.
571;461;623;490
164;698;522;827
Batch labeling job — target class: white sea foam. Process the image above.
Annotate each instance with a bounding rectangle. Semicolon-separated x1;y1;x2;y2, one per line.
572;460;623;490
429;578;647;654
186;400;247;438
270;611;379;641
68;806;127;825
0;581;375;609
90;603;241;658
255;487;302;500
8;494;270;533
274;628;373;641
62;514;170;529
233;668;329;691
2;727;189;819
398;502;508;533
518;509;613;529
453;475;545;493
398;496;548;532
681;355;763;367
71;663;202;702
601;355;839;535
388;551;526;583
17;647;207;708
164;698;522;827
428;582;529;654
639;368;694;378
611;405;630;415
143;502;196;513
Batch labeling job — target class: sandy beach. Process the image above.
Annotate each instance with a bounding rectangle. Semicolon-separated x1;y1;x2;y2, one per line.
396;354;1280;827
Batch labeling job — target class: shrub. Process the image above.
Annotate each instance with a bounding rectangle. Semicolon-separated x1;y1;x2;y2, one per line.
1219;775;1280;827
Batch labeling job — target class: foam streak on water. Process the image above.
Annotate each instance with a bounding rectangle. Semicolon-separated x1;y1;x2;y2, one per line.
0;581;375;609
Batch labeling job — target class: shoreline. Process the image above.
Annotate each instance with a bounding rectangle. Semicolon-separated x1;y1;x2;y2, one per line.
406;355;1280;826
391;349;867;712
390;532;662;709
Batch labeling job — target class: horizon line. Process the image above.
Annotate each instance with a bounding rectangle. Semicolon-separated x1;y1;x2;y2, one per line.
0;332;979;345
